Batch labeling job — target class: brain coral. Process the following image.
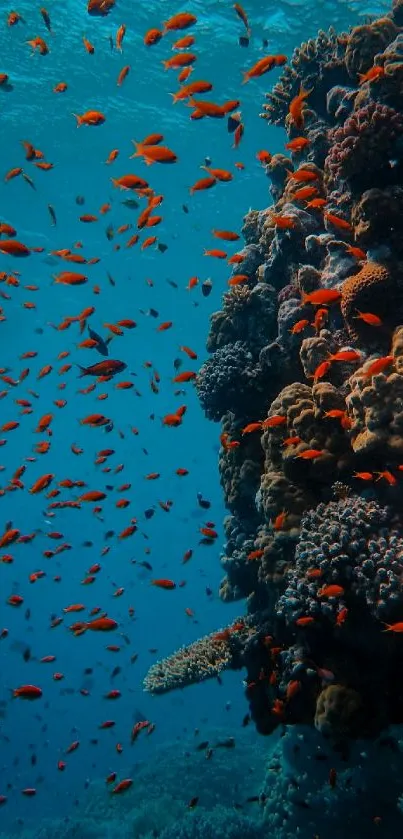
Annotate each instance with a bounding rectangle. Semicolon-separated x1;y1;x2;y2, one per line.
341;261;403;344
277;494;403;625
325;102;403;194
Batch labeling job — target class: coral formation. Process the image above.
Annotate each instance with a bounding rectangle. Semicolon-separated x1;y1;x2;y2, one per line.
144;3;403;747
325;102;403;194
314;684;362;738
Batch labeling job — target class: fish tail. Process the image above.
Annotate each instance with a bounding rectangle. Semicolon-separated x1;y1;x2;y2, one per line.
77;365;88;378
72;113;81;126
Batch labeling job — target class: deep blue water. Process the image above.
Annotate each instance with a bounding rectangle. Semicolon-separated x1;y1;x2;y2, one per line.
0;1;392;837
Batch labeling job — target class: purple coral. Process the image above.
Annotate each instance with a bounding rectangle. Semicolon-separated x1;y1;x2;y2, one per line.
325;101;403;193
196;341;269;422
278;495;403;625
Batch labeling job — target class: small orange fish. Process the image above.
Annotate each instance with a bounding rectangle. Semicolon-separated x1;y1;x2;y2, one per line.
151;579;176;589
364;356;394;377
288;85;312;128
354;310;382;327
318;584;344;598
303;289;341;306
324;212;352;233
285;137;310;152
358;65;385;84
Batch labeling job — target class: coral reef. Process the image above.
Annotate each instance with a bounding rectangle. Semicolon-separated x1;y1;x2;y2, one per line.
144;4;403;748
325;102;403;194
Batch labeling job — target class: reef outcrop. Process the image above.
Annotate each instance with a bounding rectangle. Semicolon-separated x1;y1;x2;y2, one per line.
144;5;403;744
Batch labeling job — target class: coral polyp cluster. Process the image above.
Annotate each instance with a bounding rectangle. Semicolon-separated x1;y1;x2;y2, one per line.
144;6;403;743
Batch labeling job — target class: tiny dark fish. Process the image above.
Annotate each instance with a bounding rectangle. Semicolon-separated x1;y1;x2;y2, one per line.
174;358;182;371
197;493;211;509
206;587;213;596
106;226;114;242
22;173;36;190
167;280;178;288
48;204;57;226
242;713;250;727
109;35;114;51
76;196;85;206
139;560;152;570
204;156;212;166
144;509;155;520
82;540;93;547
188;797;199;809
88;326;109;357
202;279;212;297
25;608;31;621
84;668;93;675
23;648;31;662
105;530;115;539
107;272;115;287
31;754;37;766
130;653;138;664
196;741;209;751
228;114;240;133
215;737;235;749
111;666;121;680
262;38;269;48
239;35;249;46
199;537;215;546
121;199;139;210
182;204;189;214
158;243;168;253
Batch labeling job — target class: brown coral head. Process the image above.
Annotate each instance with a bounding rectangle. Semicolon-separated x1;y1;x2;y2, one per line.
341;261;403;344
345;17;398;78
315;684;362;738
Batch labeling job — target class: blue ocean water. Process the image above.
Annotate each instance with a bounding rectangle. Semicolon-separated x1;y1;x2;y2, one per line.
0;0;400;837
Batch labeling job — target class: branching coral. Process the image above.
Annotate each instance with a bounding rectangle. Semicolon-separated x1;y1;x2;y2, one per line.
261;28;349;126
143;622;249;694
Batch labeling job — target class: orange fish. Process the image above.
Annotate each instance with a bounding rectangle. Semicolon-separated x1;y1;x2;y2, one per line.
285;137;310;152
288;85;312;128
303;289;341;306
144;28;163;46
117;65;130;86
163;13;197;32
354;310;382;327
151;579;176;589
318;584;344;598
364;356;394;377
324;212;352;232
73;110;105;127
358;65;385;84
